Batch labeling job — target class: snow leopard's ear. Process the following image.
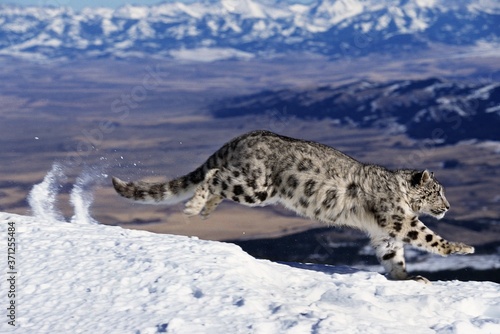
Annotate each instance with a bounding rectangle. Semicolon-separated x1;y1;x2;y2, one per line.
421;170;432;184
411;170;432;187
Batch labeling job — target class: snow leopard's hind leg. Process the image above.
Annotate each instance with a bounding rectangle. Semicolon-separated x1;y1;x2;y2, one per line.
200;195;223;218
184;169;221;218
184;164;277;218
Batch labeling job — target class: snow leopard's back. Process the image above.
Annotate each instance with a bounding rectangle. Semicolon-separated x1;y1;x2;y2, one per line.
112;130;360;210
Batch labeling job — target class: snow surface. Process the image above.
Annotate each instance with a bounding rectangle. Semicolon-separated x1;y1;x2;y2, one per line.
1;165;500;333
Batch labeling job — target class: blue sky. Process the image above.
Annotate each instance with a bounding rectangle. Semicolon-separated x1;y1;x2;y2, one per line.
2;0;312;11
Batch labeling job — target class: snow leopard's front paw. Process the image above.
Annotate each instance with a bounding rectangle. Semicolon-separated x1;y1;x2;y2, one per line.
449;242;475;255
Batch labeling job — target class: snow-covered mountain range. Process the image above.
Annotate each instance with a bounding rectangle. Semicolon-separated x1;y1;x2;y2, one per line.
211;78;500;144
0;0;499;61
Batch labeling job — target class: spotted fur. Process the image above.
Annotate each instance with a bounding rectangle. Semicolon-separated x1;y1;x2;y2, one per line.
112;130;474;283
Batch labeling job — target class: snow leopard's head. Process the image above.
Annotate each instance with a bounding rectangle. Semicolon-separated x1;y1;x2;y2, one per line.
408;170;450;219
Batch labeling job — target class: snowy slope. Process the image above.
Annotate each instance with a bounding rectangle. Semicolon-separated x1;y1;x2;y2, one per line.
2;212;500;334
0;0;498;61
1;165;500;333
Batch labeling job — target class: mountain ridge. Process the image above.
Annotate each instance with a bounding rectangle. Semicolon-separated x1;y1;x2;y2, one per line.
1;0;498;61
209;77;500;144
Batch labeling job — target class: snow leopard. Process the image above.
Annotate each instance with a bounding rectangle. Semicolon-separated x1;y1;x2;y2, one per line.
112;130;474;283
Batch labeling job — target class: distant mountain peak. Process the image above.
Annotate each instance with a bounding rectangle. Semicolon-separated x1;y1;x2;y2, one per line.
0;0;498;61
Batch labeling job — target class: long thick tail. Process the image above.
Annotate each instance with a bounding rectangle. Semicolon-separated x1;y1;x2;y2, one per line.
112;133;240;205
112;165;207;205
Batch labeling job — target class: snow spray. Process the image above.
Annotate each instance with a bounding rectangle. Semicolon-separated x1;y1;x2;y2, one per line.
28;162;107;224
70;166;108;225
27;163;66;222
